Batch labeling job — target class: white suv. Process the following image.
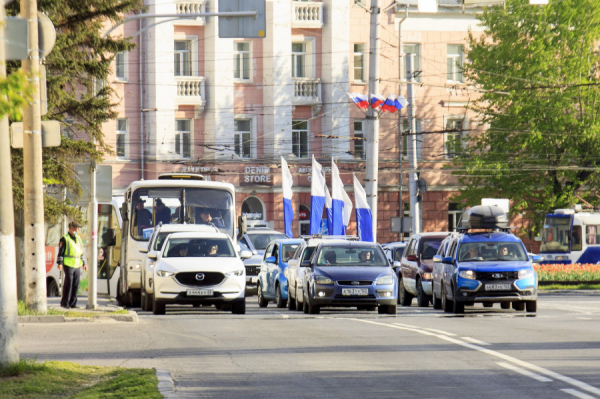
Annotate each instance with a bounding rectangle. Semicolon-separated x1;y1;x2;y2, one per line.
144;230;251;314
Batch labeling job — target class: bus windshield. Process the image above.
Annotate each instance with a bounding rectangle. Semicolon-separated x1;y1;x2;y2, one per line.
131;187;234;241
541;215;571;253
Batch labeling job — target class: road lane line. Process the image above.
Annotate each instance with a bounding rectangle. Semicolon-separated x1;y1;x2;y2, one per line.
349;318;600;397
281;314;289;319
462;337;490;345
422;328;457;336
497;362;552;382
561;389;597;399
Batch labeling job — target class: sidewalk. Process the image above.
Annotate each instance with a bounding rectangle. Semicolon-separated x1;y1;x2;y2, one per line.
19;295;138;323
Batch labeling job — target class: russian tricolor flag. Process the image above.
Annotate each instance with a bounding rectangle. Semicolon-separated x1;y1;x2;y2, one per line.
347;93;369;110
325;184;333;235
381;94;408;113
310;156;327;235
342;189;353;235
370;94;386;109
281;156;294;238
353;173;374;242
331;159;345;236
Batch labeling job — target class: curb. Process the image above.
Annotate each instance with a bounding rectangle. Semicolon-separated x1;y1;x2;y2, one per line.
156;368;177;399
18;310;138;323
538;289;600;296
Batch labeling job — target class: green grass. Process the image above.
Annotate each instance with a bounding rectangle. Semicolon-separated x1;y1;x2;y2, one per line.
0;360;160;398
17;301;130;317
540;284;600;290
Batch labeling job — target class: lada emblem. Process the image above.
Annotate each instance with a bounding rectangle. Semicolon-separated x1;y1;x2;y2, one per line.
351;281;360;285
492;273;504;279
195;273;205;281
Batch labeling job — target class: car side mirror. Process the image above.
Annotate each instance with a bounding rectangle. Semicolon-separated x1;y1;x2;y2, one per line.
147;251;157;260
288;259;298;267
393;261;401;268
531;255;544;263
240;250;252;260
406;255;417;262
432;255;442;262
442;256;453;264
140;246;149;254
265;256;276;264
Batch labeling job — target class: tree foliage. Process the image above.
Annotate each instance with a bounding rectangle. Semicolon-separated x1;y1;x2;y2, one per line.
8;0;143;224
451;0;600;230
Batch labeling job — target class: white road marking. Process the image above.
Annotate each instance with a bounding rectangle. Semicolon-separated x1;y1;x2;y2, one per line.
561;389;597;399
576;317;592;320
349;318;600;397
497;362;552;382
462;337;490;345
281;314;289;319
423;328;457;336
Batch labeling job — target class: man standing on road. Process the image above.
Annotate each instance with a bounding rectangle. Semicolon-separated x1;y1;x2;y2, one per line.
57;221;87;309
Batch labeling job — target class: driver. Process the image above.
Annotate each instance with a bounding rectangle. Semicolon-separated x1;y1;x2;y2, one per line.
466;246;480;260
500;245;515;260
359;250;372;263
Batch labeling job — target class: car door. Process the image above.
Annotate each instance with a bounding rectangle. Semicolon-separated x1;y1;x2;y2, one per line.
267;243;279;296
402;238;419;295
260;243;274;296
443;240;458;295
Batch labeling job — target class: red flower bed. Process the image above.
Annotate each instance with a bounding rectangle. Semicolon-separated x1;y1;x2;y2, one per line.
534;263;600;282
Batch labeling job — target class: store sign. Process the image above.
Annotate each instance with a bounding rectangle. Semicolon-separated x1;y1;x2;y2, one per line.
181;166;216;180
299;211;308;220
241;166;273;185
243;212;263;220
299;166;331;182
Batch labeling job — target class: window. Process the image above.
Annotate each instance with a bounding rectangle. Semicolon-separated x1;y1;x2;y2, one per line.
175;119;192;158
62;118;74;138
292;43;306;78
404;44;421;83
234;119;252;158
353;44;365;82
116;118;127;158
234;42;251;81
447;44;464;83
402;119;422;160
292;120;309;158
354;120;365;159
448;203;462;231
115;52;126;80
445;118;466;159
174;41;192;76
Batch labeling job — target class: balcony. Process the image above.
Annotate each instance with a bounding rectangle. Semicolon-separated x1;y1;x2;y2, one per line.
175;76;206;110
293;78;321;106
175;0;206;26
291;1;323;29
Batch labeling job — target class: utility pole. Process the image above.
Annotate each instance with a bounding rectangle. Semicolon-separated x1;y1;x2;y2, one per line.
22;0;47;312
88;158;98;310
396;4;408;240
0;0;20;364
406;56;421;234
365;0;381;242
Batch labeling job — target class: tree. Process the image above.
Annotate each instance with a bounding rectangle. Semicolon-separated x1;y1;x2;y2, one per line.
8;0;143;224
450;0;600;231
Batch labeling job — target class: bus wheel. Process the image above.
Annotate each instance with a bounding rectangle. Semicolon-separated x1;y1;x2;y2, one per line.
47;279;59;297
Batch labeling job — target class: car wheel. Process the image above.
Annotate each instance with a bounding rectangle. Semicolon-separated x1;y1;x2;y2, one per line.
399;277;413;307
442;284;453;313
152;295;166;315
276;284;287;308
303;292;309;314
386;304;397;315
305;288;320;315
416;279;430;307
512;302;525;311
525;300;537;313
141;289;148;311
47;279;59;297
295;285;303;312
452;287;464;314
215;303;222;310
116;278;125;307
232;299;246;314
257;283;268;308
288;289;297;311
500;302;510;310
483;303;493;308
432;288;442;310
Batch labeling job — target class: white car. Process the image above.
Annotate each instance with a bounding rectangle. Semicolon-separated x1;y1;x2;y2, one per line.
147;232;251;314
140;223;220;311
285;237;352;311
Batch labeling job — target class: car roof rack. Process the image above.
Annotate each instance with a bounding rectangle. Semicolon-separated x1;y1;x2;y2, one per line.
300;234;360;241
456;205;515;233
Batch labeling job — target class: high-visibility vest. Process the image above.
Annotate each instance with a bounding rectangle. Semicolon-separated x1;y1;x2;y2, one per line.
62;233;84;268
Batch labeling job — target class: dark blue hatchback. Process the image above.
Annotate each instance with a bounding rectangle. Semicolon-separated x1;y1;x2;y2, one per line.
302;242;398;314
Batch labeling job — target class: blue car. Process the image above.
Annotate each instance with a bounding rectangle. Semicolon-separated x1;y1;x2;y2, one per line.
302;241;398;314
432;205;542;314
257;239;303;308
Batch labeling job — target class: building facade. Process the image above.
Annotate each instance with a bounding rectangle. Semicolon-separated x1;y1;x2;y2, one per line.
100;0;537;247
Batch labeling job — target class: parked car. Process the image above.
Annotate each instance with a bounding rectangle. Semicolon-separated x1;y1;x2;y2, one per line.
431;233;459;309
148;231;251;315
139;223;220;311
399;232;450;307
285;236;352;311
382;241;408;264
302;241;398;314
432;205;540;314
257;239;303;308
238;240;262;296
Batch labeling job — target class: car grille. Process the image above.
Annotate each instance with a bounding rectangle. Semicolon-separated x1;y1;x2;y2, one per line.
477;271;519;281
175;272;225;287
245;265;260;276
337;280;373;286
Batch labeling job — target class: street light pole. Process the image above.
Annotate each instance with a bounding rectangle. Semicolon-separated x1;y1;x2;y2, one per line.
406;56;421;235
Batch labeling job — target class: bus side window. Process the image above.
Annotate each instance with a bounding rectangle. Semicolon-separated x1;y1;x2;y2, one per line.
572;226;582;251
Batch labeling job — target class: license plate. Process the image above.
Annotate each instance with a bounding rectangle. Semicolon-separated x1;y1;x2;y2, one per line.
485;284;511;291
342;288;369;296
187;289;213;296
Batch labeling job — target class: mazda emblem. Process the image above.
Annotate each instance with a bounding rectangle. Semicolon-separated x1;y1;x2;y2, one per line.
492;273;504;279
351;281;360;285
195;273;205;281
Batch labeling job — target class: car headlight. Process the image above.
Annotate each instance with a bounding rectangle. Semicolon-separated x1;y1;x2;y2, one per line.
422;273;432;280
518;269;534;279
315;275;333;285
376;275;394;285
226;269;245;277
156;270;175;277
459;270;476;280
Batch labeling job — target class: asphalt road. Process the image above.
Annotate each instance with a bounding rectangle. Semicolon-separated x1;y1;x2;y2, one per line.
18;292;600;399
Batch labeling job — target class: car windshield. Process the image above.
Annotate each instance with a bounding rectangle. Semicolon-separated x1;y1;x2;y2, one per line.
316;246;387;267
163;237;235;258
422;239;443;260
301;247;316;263
282;244;300;262
540;215;571;253
248;233;288;250
458;242;528;262
153;232;170;251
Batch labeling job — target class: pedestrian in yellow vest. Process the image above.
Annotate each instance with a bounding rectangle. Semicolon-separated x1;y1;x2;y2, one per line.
57;221;87;309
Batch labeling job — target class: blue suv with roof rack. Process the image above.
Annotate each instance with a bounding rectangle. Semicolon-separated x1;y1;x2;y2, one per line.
432;205;542;314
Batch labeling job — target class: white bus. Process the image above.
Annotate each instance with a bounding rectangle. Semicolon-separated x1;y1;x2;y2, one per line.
540;207;600;265
115;174;237;306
